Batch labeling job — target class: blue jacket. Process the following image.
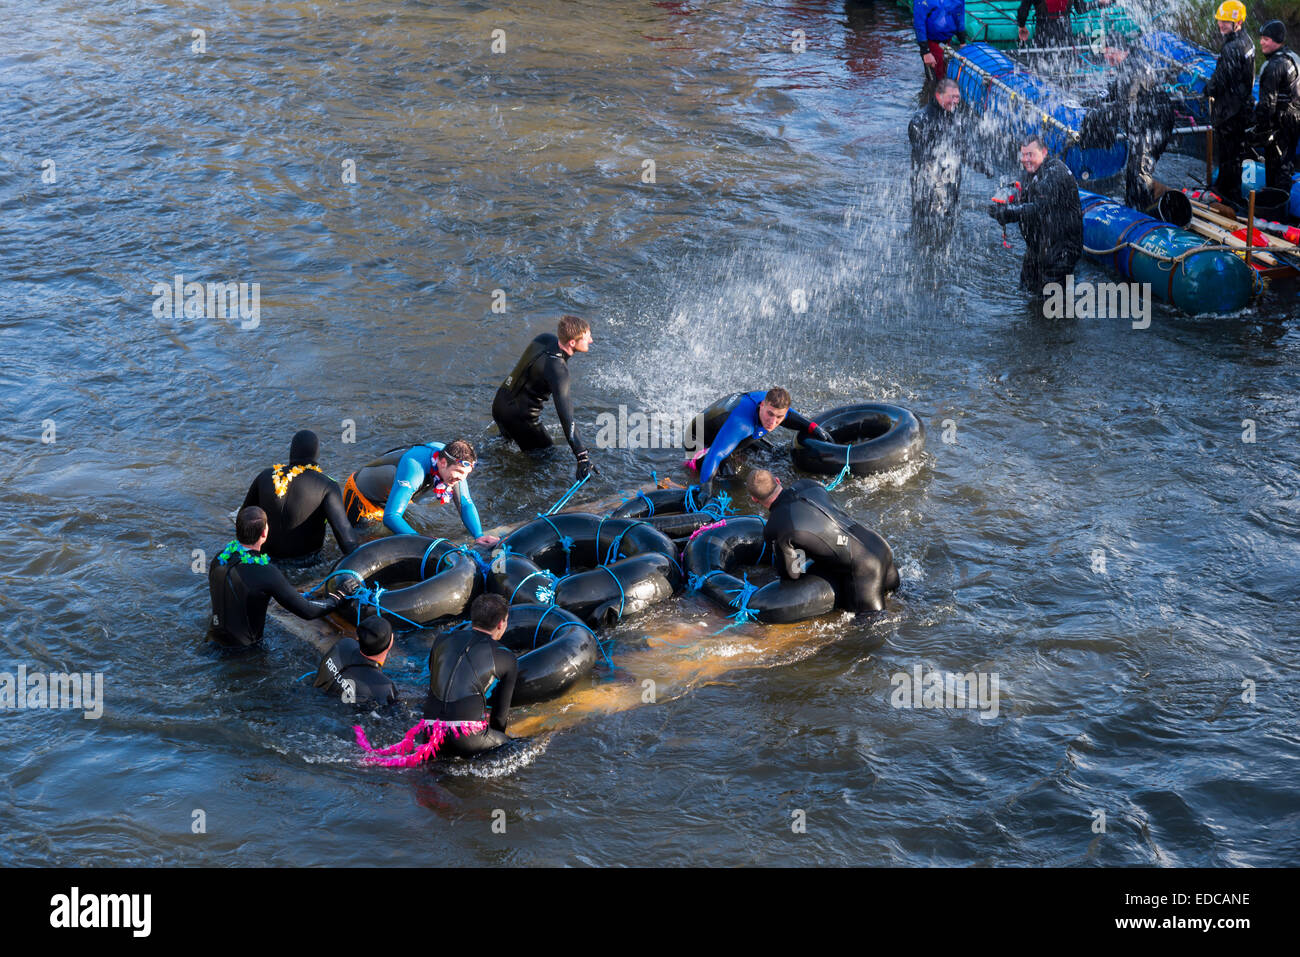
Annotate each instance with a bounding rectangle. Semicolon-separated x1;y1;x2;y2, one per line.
914;0;966;51
699;391;815;486
383;443;483;538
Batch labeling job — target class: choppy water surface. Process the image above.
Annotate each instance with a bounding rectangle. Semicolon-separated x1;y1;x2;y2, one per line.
2;0;1298;866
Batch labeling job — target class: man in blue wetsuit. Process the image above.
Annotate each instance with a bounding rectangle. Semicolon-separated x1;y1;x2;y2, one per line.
343;439;499;546
687;387;832;497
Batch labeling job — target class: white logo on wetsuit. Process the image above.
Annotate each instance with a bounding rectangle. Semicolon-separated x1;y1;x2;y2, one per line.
394;479;414;490
837;534;849;547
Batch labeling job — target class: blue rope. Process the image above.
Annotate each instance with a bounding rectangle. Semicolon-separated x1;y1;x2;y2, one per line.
594;634;617;671
295;670;315;683
596;564;626;621
510;569;558;605
718;572;760;628
684;484;701;512
603;519;652;566
636;490;656;516
530;605;563;649
824;445;853;491
351;584;426;631
459;547;495;582
538;515;575;575
544;473;590;515
529;607;613;670
419;538;451;579
688;569;726;592
303;567;366;597
699;490;734;520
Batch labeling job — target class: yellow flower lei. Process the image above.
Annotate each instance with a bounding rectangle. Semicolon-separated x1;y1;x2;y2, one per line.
271;463;322;498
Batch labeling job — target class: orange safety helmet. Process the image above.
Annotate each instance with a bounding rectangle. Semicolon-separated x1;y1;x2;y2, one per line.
1214;1;1246;23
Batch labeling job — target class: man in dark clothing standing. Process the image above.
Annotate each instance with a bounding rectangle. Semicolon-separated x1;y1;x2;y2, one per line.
315;615;398;708
424;594;517;757
747;470;899;614
241;429;358;560
909;79;970;232
1016;0;1109;49
1206;1;1256;203
207;506;352;648
492;315;595;481
1253;20;1300;192
1097;37;1177;211
987;135;1083;298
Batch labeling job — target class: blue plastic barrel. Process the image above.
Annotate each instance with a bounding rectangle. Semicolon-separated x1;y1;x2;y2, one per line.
1079;190;1256;314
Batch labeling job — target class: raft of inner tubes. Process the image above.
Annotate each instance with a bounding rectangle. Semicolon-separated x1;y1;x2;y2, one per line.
329;398;924;747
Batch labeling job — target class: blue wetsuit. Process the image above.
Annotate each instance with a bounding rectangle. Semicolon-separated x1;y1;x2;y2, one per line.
384;443;483;538
698;391;819;488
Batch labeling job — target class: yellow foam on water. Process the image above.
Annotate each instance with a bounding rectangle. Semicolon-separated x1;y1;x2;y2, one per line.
507;605;849;736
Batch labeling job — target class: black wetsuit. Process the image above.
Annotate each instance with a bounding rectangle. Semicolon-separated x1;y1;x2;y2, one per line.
424;624;519;756
492;333;586;457
207;544;339;648
763;479;900;613
1102;58;1176;211
1255;46;1300;191
1016;0;1098;48
1206;27;1256;202
314;637;397;707
908;99;968;228
996;154;1083;295
242;464;358;560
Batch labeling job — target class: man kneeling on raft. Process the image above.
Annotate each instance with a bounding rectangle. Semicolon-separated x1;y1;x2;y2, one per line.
343;439;499;546
242;429;359;560
747;470;899;613
689;387;832;496
315;615;397;708
424;594;517;757
208;506;355;648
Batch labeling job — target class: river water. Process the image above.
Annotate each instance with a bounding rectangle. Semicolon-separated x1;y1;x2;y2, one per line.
2;0;1297;867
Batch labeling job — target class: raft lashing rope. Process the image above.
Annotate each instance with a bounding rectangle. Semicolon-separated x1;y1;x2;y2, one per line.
608;484;731;539
487;512;681;630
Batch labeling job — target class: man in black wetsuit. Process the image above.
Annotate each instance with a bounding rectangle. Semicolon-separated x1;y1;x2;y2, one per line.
314;615;397;708
987;134;1083;300
746;470;899;614
493;314;595;481
909;78;970;233
425;594;518;756
241;430;358;560
207;506;352;648
1095;36;1177;211
1205;2;1255;204
1252;20;1300;192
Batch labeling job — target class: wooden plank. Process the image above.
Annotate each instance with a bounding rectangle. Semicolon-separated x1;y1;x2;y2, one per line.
1185;219;1280;267
1188;200;1300;254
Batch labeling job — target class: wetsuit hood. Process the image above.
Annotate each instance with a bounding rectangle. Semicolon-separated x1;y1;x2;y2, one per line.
289;429;320;465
